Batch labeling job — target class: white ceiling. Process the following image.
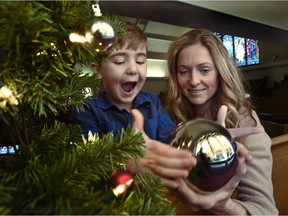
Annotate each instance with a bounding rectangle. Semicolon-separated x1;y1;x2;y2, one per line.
101;1;288;77
180;1;288;31
102;1;288;45
104;1;288;58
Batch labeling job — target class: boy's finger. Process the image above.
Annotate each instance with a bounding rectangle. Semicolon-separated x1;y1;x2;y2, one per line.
131;109;144;133
131;109;150;141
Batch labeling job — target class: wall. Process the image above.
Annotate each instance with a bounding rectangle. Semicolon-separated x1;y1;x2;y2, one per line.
142;77;169;95
99;1;288;94
242;41;288;87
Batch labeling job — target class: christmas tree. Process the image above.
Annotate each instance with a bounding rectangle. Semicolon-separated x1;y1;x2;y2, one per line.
0;1;175;214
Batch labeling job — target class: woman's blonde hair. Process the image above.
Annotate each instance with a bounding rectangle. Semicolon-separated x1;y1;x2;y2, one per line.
165;29;255;128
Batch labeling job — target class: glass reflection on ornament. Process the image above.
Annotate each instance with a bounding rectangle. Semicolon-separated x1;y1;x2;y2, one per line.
195;132;235;164
85;19;116;52
169;119;237;192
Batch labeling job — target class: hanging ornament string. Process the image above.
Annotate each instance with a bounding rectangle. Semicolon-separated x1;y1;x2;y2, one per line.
92;0;102;17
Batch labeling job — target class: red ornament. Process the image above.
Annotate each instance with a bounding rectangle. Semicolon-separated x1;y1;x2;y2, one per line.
102;170;134;203
109;170;134;189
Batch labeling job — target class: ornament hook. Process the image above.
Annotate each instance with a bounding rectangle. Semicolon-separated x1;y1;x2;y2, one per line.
92;0;102;17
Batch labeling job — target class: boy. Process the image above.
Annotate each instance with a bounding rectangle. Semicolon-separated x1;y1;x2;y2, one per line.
73;21;195;188
74;21;175;144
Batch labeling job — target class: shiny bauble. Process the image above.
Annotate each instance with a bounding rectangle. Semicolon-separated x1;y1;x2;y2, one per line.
169;119;237;192
84;17;116;52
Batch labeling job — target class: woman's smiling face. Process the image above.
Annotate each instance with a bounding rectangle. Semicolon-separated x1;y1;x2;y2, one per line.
177;44;219;112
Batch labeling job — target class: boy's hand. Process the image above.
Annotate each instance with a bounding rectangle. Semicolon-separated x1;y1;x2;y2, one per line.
127;109;196;188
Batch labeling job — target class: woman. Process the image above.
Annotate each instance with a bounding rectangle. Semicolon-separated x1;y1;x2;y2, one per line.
165;29;278;215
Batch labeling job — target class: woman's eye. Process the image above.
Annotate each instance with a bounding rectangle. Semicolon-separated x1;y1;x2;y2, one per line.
200;68;210;74
178;71;189;76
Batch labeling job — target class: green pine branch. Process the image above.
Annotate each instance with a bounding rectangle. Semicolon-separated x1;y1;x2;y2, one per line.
0;1;175;215
0;127;174;215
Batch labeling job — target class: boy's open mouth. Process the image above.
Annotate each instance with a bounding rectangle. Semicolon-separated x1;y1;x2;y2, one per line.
121;81;137;93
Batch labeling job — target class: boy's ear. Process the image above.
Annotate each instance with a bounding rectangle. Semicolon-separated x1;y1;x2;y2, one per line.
90;63;102;78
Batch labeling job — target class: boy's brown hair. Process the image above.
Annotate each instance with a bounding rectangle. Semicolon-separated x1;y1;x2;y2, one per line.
116;21;147;51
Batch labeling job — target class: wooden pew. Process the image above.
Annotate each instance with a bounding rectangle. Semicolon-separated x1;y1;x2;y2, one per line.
261;120;288;137
255;75;288;123
271;134;288;215
167;134;288;215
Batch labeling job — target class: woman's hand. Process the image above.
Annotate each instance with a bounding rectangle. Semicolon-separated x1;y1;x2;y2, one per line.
127;109;196;188
217;105;264;138
172;105;255;214
176;141;252;215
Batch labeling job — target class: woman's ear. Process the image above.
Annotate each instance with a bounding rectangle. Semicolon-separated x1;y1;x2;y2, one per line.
90;63;102;79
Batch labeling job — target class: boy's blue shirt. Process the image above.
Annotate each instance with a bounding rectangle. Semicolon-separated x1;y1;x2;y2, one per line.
74;91;176;144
